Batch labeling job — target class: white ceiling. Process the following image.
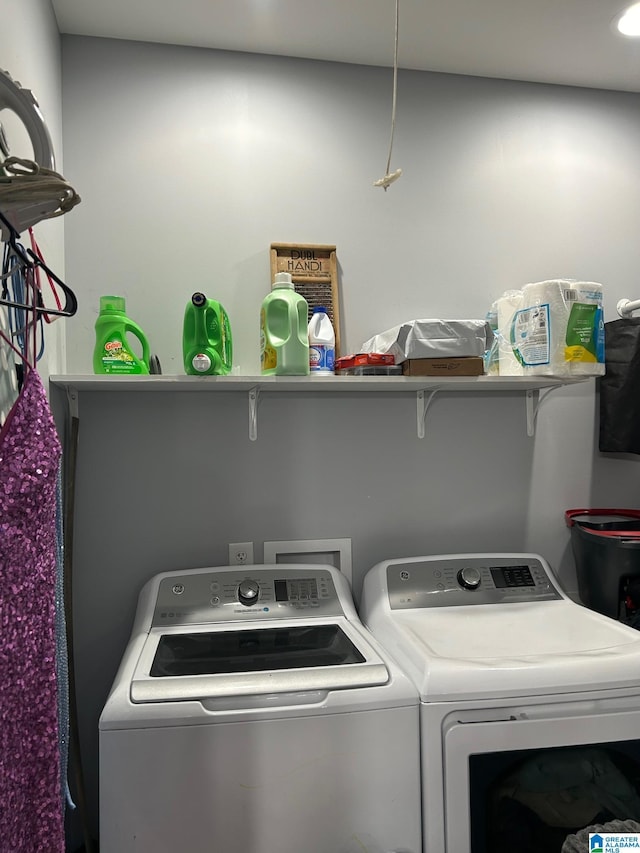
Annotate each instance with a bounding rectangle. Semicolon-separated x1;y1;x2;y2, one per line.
51;0;640;94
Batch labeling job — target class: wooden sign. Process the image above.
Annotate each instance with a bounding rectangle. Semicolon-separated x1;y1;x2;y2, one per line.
270;242;341;357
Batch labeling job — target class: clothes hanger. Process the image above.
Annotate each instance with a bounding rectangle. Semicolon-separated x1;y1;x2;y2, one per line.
1;240;45;364
0;207;74;372
0;265;38;372
0;208;77;317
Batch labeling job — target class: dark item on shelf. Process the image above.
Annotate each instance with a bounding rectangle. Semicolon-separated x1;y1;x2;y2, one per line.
336;365;403;376
599;318;640;454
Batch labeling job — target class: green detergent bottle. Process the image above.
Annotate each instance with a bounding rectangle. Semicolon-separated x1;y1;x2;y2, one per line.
260;272;309;375
93;295;150;375
183;292;233;375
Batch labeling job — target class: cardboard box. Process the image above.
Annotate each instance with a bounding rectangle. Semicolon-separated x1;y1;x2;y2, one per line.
402;357;485;377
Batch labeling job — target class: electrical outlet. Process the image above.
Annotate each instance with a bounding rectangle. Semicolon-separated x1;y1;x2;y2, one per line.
229;542;254;566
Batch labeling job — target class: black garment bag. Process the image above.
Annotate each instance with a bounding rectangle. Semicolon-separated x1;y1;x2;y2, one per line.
599;318;640;454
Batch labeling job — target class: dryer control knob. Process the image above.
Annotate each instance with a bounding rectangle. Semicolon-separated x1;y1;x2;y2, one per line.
457;567;481;590
237;579;260;606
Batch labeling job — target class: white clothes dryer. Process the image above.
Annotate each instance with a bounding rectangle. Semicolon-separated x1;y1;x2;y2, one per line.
99;564;422;853
360;553;640;853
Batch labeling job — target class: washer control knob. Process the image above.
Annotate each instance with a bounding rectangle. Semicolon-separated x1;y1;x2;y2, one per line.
237;579;260;606
457;567;482;590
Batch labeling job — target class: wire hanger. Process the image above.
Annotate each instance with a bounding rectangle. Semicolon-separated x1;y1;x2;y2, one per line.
0;207;77;317
0;255;39;371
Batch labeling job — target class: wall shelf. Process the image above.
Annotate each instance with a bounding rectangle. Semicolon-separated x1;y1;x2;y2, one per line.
50;374;590;441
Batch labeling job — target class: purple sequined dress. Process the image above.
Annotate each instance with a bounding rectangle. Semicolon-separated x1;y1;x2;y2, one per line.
0;368;64;852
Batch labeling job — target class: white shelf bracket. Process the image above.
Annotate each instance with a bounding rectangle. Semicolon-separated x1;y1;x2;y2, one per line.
66;386;79;419
248;386;260;441
527;386;559;436
526;388;540;436
416;389;440;439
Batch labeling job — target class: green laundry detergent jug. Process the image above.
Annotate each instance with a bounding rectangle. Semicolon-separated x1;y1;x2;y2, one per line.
260;272;309;375
183;292;233;375
93;295;150;375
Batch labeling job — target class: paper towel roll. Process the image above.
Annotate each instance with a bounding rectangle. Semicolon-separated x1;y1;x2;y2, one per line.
570;362;606;376
568;281;605;376
496;291;524;376
516;280;574;377
573;281;603;302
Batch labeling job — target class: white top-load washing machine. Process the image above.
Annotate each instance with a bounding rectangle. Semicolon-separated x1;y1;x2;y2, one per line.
100;564;422;853
360;553;640;853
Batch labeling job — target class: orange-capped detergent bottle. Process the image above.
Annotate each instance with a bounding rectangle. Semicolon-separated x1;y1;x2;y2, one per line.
93;295;150;375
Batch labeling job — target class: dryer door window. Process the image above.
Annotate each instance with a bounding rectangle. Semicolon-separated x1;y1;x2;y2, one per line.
442;697;640;853
469;741;640;853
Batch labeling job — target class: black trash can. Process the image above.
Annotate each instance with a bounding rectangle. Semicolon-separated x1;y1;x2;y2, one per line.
565;508;640;621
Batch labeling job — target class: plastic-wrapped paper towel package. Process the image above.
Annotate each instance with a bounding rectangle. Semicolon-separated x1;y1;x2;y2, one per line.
495;290;524;376
491;280;605;377
360;319;492;363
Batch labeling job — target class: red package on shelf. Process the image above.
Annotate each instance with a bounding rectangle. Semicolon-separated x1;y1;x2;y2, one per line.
335;353;396;370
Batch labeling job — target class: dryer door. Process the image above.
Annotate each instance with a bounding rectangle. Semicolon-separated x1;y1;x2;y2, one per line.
442;694;640;853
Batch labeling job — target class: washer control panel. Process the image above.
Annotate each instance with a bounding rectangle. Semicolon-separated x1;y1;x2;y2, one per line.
387;555;562;609
152;568;342;626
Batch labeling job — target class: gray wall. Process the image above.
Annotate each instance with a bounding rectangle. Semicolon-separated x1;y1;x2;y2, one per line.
59;35;640;831
62;37;640;375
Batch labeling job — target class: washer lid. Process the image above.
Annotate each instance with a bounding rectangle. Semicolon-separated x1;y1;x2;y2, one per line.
130;618;389;702
377;601;640;701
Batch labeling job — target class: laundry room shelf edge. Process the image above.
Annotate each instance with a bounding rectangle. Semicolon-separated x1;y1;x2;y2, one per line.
50;374;591;441
50;374;589;393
